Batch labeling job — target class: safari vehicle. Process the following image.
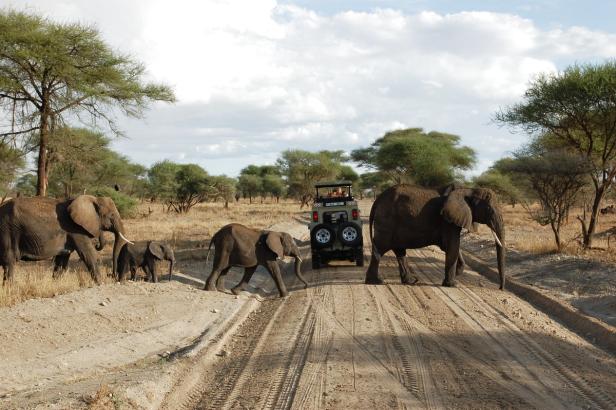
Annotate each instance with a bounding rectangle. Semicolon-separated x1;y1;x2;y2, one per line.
309;181;364;269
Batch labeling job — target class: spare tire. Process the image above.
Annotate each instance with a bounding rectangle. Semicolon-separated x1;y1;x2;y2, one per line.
338;222;362;247
311;224;335;248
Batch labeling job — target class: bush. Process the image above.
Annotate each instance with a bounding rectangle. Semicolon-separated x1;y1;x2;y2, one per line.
93;187;138;218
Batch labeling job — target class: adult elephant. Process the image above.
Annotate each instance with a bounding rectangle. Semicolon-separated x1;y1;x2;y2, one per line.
0;195;132;285
365;184;505;289
204;223;308;297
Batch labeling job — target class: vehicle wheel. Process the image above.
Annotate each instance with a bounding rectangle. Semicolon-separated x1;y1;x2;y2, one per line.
312;253;321;270
338;222;362;247
355;248;364;267
311;224;335;248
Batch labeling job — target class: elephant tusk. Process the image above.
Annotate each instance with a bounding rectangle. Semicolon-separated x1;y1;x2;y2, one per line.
118;231;134;245
491;230;504;248
296;256;303;262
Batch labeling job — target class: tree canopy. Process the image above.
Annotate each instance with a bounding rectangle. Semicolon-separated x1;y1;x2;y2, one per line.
495;62;616;247
351;128;475;188
0;10;175;196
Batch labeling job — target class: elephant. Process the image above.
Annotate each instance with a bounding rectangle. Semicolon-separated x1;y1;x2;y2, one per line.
365;184;505;289
0;195;132;285
204;223;308;297
116;241;175;282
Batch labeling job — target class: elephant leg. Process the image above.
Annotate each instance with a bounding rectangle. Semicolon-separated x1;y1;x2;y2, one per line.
52;253;70;279
393;248;418;285
365;243;387;284
443;228;461;287
204;250;230;291
72;235;101;285
266;260;288;297
216;267;231;291
231;266;257;295
129;267;137;281
2;263;14;285
456;251;466;277
146;258;158;283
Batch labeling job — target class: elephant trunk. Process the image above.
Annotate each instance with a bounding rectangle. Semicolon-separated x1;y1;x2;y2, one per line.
168;258;175;281
111;219;130;278
95;230;106;251
294;255;309;289
489;213;506;290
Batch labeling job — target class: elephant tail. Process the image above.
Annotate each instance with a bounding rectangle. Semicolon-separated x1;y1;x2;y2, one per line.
204;234;216;271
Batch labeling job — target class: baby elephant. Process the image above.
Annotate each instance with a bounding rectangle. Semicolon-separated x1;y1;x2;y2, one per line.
204;223;308;297
117;241;175;282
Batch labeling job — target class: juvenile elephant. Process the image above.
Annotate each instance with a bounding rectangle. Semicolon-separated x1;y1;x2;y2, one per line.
117;241;175;282
366;184;506;289
0;195;132;285
204;223;308;297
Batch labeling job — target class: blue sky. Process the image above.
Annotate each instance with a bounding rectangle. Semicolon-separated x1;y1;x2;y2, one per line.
1;0;615;177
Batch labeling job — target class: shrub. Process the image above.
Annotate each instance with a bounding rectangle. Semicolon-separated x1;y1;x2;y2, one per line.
93;187;138;218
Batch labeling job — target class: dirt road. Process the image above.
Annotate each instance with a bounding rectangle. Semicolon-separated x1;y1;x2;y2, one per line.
162;247;616;409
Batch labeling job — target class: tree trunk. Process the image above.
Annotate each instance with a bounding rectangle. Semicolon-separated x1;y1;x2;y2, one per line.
583;187;605;248
36;111;49;197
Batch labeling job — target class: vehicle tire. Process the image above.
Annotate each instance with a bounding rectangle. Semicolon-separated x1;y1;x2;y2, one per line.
312;253;321;270
311;224;335;249
338;222;362;247
355;248;364;267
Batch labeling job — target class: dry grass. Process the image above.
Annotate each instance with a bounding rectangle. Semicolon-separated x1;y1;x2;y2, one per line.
0;199;307;307
495;203;616;262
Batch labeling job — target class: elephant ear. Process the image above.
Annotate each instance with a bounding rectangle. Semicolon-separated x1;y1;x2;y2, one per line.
68;195;100;237
265;232;284;259
441;190;475;232
148;242;164;260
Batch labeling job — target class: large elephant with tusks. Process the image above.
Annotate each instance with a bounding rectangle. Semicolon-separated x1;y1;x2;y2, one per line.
0;195;132;285
365;184;505;289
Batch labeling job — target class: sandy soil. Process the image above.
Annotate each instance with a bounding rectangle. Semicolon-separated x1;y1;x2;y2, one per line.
2;212;616;409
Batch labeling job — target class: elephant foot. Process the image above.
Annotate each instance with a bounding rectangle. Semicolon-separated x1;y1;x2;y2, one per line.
401;276;419;285
279;291;289;298
217;286;226;292
442;279;457;287
204;283;218;291
231;286;243;295
365;276;385;285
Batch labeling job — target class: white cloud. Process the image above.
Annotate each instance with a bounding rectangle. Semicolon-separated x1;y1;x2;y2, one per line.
2;1;616;175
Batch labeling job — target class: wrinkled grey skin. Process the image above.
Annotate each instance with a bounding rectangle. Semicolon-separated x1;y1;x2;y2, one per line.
366;184;506;289
0;195;129;285
117;241;175;283
204;223;308;297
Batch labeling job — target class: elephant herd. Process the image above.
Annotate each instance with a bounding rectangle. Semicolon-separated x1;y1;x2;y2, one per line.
0;184;506;298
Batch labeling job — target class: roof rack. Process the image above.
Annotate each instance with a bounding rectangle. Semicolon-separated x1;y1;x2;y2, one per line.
314;180;353;188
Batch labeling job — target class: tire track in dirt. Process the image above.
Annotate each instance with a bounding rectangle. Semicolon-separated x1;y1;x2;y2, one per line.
291;270;335;410
415;248;616;409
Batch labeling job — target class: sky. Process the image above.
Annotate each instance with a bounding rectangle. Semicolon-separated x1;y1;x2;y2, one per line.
2;0;615;177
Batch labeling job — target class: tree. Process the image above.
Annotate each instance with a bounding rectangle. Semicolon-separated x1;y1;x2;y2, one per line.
0;142;24;195
14;173;37;197
172;164;209;213
502;144;589;251
351;128;475;188
473;168;522;207
209;175;236;208
495;62;616;248
147;160;181;203
0;11;175;196
262;174;285;202
277;150;345;208
237;174;262;204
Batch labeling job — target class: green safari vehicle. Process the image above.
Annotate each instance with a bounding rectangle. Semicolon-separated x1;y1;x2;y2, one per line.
309;181;364;269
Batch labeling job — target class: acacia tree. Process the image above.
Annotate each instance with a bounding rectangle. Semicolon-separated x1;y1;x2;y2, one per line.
502;144;589;251
351;128;475;187
277;150;345;208
495;62;616;248
0;11;175;196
